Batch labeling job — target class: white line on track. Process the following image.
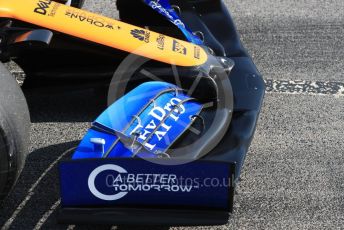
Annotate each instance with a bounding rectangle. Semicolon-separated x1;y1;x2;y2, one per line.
34;199;61;230
265;79;344;97
1;147;76;230
266;91;344;97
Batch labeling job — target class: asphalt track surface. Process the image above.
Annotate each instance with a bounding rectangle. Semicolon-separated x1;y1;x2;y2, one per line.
1;0;343;229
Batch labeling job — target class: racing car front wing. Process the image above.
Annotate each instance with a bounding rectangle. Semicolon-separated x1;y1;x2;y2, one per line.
58;159;236;226
0;0;266;226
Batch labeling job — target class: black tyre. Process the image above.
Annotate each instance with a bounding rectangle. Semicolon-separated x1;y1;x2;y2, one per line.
71;0;85;8
0;64;30;201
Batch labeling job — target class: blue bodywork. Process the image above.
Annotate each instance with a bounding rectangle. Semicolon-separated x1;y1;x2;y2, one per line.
144;0;204;45
73;82;202;160
61;82;233;213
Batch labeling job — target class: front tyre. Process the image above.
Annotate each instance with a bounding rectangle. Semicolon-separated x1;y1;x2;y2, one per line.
71;0;85;8
0;64;30;202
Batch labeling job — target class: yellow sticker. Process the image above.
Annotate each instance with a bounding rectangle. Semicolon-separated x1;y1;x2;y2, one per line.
0;0;208;67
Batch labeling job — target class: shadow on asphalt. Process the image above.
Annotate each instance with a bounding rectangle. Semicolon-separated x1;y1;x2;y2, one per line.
0;141;78;229
117;227;170;230
24;87;108;123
